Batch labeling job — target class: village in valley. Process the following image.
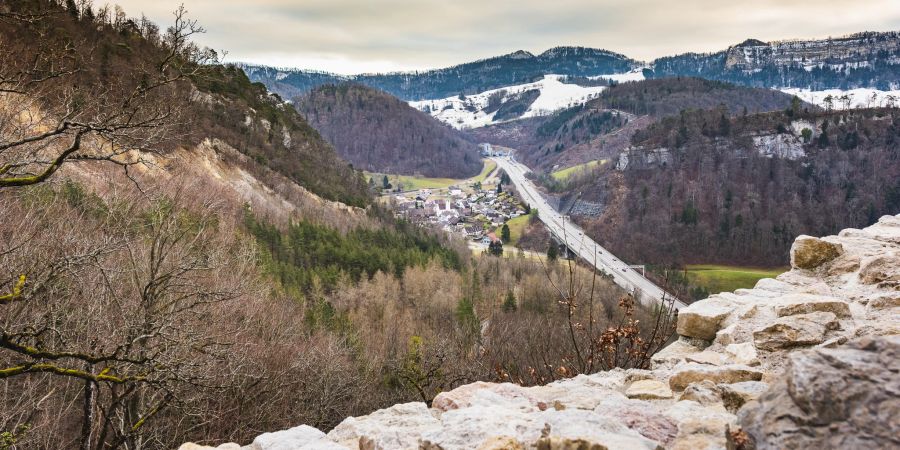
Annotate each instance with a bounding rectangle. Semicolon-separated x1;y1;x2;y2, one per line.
378;145;531;253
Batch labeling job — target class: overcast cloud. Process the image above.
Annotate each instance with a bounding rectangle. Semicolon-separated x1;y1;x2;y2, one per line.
112;0;900;74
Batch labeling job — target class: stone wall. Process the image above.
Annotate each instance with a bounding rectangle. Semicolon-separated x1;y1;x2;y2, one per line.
181;214;900;450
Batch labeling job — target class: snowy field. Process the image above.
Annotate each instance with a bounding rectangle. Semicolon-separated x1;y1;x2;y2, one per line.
587;69;646;83
781;87;900;110
410;75;611;129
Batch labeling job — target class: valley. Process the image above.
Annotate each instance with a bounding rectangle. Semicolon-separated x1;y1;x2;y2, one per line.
1;1;898;449
492;154;686;309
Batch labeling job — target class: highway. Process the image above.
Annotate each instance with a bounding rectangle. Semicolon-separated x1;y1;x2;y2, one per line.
491;156;686;311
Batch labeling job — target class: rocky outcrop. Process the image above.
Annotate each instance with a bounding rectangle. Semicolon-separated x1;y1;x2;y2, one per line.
179;215;900;450
739;336;900;449
789;236;843;270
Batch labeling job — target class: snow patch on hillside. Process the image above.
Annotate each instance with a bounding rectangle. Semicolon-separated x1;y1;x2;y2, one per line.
781;88;900;109
523;75;608;117
410;75;608;129
587;69;646;83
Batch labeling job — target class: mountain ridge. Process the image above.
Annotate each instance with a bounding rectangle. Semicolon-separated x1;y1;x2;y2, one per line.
295;83;482;178
244;30;900;103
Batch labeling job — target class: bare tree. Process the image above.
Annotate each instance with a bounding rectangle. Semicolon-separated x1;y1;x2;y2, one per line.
0;3;217;189
494;220;677;383
0;185;253;449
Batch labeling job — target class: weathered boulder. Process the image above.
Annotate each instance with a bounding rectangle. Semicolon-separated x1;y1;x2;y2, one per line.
669;364;764;391
676;300;735;341
625;379;673;400
717;381;768;413
419;406;540;449
327;402;439;449
420;407;662;450
677;380;722;406
859;253;900;288
713;324;737;346
664;401;736;450
529;373;628;410
594;398;678;445
724;342;760;366
536;409;663;450
433;381;543;412
867;293;900;311
177;444;240;450
686;350;728;366
752;311;839;351
773;293;851;318
651;340;702;369
790;235;843;270
478;436;525;450
739;336;900;450
250;425;326;450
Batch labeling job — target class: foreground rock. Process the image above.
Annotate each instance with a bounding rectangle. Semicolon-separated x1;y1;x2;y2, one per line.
740;336;900;449
179;215;900;450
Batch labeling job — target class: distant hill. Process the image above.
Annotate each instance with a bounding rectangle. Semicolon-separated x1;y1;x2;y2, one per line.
572;107;900;267
242;47;637;101
245;31;900;113
648;32;900;90
468;78;800;170
295;83;482;178
0;1;369;207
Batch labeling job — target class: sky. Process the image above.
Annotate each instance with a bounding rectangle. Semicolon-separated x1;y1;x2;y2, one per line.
113;0;900;75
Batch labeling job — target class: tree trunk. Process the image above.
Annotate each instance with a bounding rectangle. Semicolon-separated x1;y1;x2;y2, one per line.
80;374;96;450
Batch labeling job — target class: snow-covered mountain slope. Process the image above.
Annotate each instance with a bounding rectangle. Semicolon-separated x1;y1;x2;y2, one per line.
781;87;900;109
587;69;646;83
410;75;610;129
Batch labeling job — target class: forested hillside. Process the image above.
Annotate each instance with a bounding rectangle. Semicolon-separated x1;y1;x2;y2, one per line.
469;78;799;170
296;83;482;178
0;0;368;206
575;107;900;267
244;47;637;101
649;32;900;90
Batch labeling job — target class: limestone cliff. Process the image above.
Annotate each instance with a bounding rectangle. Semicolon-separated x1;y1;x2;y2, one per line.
180;214;900;450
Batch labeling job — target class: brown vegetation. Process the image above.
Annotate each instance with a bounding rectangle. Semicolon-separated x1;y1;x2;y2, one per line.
0;3;677;449
578;107;900;267
296;83;482;179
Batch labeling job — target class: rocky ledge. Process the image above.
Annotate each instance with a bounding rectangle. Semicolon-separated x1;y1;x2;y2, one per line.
181;215;900;450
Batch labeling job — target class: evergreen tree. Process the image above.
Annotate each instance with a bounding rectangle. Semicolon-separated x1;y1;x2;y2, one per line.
502;290;517;312
382;175;390;190
488;240;503;256
65;0;79;18
790;95;802;117
718;113;730;136
547;242;559;261
455;297;478;334
500;224;510;243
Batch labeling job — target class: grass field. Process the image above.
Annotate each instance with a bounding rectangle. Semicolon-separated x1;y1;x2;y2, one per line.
504;214;530;246
366;159;497;193
685;265;787;294
551;159;606;181
365;172;459;191
473;159;497;183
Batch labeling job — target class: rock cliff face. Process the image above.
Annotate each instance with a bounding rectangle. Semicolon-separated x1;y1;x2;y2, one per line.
181;215;900;450
723;33;900;73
